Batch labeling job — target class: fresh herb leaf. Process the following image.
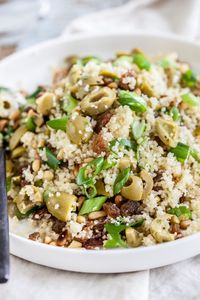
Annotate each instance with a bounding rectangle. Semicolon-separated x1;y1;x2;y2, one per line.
76;157;104;186
79;196;107;215
191;149;200;163
113;167;130;195
26;86;43;102
168;206;192;220
170;142;190;163
63;95;78;114
133;54;151;71
104;223;127;248
181;69;197;88
26;117;36;132
131;120;146;141
118;90;147;113
181;93;200;106
169;107;181;122
45;148;60;170
110;138;137;152
47;116;68;131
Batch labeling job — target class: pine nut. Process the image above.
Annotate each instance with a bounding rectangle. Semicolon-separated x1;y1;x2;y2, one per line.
76;216;86;224
88;211;106;220
32;159;41;172
44;236;52;244
68;240;82;248
43;170;54;181
10;110;20;121
180;220;191;230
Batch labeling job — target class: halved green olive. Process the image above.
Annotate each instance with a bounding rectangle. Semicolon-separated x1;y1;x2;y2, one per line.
11;146;26;159
80;87;116;116
9;125;27;150
121;175;143;201
14;186;43;214
155;117;178;147
36;93;54;115
66;114;93;145
46;192;77;222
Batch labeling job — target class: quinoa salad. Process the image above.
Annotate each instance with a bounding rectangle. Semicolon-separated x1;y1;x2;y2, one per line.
2;48;200;250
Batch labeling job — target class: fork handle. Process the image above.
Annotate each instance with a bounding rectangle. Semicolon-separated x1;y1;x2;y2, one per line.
0;149;9;283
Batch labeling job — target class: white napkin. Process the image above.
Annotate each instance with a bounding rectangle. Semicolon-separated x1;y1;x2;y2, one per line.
1;1;200;300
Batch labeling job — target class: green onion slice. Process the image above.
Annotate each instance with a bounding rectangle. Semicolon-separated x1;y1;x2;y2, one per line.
133;54;151;71
169;107;181;122
181;93;200;106
26;86;43;103
79;196;107;215
47;117;68;131
113;167;130;195
63;95;78;114
76;157;104;186
131;120;146;141
110;138;137;153
191;149;200;163
170;142;190;163
168;206;192;220
26;117;36;132
83;183;97;199
102;159;116;170
104;224;127;248
181;69;197;88
76;56;101;66
118;90;147;113
45;148;60;170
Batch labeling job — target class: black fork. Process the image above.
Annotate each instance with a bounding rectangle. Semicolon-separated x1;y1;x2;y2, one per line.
0;149;9;283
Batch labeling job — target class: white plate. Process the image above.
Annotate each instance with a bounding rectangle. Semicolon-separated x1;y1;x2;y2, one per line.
1;32;200;273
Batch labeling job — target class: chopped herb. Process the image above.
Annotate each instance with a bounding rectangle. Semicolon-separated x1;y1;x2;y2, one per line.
131;120;146;141
76;56;101;66
170;142;190;163
110;138;137;153
47;116;68;131
45;148;60;170
63;95;78;114
79;196;107;215
104;224;127;248
26;117;36;132
181;69;197;88
118;90;147;113
113;167;130;195
133;54;151;71
83;183;97;199
181;93;200;106
102;159;116;170
168;206;192;220
169;107;181;122
15;206;41;219
77;157;104;186
26;86;43;103
190;149;200;163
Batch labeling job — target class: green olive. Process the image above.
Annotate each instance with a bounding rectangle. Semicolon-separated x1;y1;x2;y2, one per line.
121;175;143;201
96;180;110;196
46;192;77;222
9;125;27;150
155;117;178;147
118;157;131;171
11;146;26;159
99;69;119;79
14;186;43;214
36;93;54;115
6;159;13;175
150;214;174;243
66;114;93;145
68;65;82;85
140;170;153;199
125;227;143;247
80;87;116;116
140;80;155;97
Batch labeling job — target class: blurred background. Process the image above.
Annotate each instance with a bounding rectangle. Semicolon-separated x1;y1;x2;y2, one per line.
0;0;128;58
